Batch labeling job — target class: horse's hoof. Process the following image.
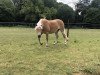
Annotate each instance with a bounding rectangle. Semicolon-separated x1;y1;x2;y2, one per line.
53;43;56;45
53;41;58;45
65;42;67;45
40;43;43;45
46;44;49;47
67;38;69;41
46;45;49;47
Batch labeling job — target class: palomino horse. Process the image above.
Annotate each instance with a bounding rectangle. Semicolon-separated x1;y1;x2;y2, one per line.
35;18;68;47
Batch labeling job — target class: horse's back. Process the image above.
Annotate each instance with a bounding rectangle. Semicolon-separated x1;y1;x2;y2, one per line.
54;19;65;31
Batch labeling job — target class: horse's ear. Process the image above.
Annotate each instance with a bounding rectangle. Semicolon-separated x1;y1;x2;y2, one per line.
44;17;46;19
42;17;46;19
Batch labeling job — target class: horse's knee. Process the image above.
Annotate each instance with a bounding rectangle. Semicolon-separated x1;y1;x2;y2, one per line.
55;32;58;37
62;33;66;38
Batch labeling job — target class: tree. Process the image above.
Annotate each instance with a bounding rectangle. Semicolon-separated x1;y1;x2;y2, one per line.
0;0;15;22
75;0;91;23
84;7;100;24
83;0;100;24
57;3;75;23
43;0;57;8
90;0;100;8
0;0;75;24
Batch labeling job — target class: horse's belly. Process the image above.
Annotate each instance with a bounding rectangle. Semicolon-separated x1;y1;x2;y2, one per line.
49;25;59;33
42;28;58;34
49;28;58;34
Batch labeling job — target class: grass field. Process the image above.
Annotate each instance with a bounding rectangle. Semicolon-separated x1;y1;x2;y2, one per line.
0;27;100;75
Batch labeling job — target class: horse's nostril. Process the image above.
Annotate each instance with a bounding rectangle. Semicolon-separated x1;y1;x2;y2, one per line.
38;35;41;38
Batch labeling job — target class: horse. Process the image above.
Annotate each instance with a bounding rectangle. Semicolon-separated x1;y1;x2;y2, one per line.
35;18;69;47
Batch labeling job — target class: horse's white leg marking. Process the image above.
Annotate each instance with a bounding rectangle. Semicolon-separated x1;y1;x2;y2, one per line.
54;30;59;45
46;34;49;47
61;30;67;44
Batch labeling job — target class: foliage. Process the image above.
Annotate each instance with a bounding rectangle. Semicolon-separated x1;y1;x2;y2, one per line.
90;0;100;8
0;0;15;22
43;0;57;8
75;0;100;27
75;0;91;23
0;0;100;28
83;0;100;24
84;7;100;24
57;3;75;22
0;0;75;24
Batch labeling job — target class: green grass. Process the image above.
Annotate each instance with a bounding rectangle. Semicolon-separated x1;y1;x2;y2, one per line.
0;27;100;75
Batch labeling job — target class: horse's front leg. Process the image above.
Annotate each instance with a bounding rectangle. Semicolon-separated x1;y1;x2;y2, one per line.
46;34;49;47
38;35;43;45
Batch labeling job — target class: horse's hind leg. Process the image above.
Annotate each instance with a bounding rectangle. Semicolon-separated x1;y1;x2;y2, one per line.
60;29;67;44
54;30;59;45
46;33;49;47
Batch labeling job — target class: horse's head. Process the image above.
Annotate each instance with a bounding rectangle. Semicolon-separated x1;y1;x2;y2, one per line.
35;25;43;38
35;19;44;38
35;19;44;45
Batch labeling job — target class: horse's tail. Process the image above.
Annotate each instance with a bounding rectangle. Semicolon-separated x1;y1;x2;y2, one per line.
66;20;70;41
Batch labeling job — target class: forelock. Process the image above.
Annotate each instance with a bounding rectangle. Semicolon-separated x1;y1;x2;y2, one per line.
37;19;42;26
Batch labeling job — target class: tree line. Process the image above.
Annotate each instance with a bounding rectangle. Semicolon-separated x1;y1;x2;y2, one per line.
0;0;100;28
0;0;74;23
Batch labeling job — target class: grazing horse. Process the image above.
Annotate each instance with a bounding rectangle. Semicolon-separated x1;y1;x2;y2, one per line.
35;18;68;47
